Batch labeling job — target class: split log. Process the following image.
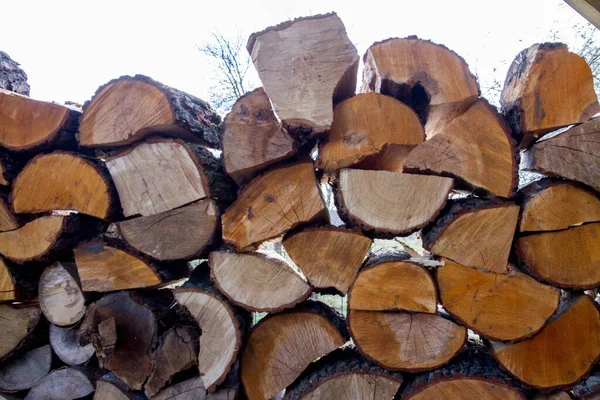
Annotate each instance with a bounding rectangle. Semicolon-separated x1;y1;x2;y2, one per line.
240;300;349;400
422;198;520;273
572;367;600;399
117;198;218;261
94;379;138;400
515;223;600;289
353;144;416;172
284;345;403;400
361;37;479;127
501;43;600;147
0;199;17;232
282;227;372;294
436;259;560;341
0;258;16;302
49;324;94;365
403;99;517;198
221;87;296;185
317;92;424;171
152;370;240;400
0;303;42;360
79;74;220;148
221;162;327;251
0;51;30;95
522;117;600;193
532;392;573;400
39;262;86;326
247;13;359;134
519;179;600;232
490;295;600;390
25;367;95;400
0;345;51;392
336;169;453;236
209;251;310;312
0;216;70;263
11;152;114;219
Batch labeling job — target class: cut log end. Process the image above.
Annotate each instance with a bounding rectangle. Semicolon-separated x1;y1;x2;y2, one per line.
0;303;42;361
25;367;95;400
50;324;95;366
0;345;52;392
39;262;86;326
405;377;524;400
0;216;68;263
0;258;16;302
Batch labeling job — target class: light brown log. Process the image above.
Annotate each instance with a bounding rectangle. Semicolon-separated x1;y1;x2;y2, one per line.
490;295;600;390
0;345;51;392
405;378;523;400
25;367;95;400
152;375;240;400
94;379;133;400
0;258;16;302
532;392;572;400
0;216;67;263
248;13;359;133
353;144;416;172
0;199;17;232
39;262;86;326
221;87;296;185
0;303;42;360
49;324;94;366
221;162;326;251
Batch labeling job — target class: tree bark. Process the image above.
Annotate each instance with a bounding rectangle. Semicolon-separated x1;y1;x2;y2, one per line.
0;51;29;95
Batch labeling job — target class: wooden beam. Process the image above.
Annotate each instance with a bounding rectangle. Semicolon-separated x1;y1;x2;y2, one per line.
565;0;600;30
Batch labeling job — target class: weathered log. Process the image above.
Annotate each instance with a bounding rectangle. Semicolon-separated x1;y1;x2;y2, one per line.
0;303;42;361
0;258;16;302
0;345;51;392
49;324;94;366
24;367;95;400
0;199;18;232
0;51;29;95
152;368;241;400
38;262;86;326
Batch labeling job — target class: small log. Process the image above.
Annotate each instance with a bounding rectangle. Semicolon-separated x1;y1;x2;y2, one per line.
317;93;424;171
353;144;416;172
94;379;137;400
532;392;573;400
221;87;296;185
79;74;220;148
221;162;327;251
437;259;560;341
49;324;94;365
39;262;86;326
422;198;520;273
241;300;349;400
152;371;240;400
336;169;453;236
501;43;600;147
515;223;600;289
0;51;30;95
490;295;600;390
0;216;69;263
0;345;51;392
0;303;42;360
209;251;310;312
0;199;18;232
24;367;95;400
572;367;600;399
282;227;372;294
11;152;114;219
403;99;517;198
0;258;16;302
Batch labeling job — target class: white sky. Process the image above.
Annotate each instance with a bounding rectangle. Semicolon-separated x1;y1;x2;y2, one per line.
0;0;593;105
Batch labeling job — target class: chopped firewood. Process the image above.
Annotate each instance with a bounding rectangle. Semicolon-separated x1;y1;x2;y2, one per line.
317;93;424;171
49;324;94;366
501;43;600;147
152;371;241;400
209;251;310;312
353;144;416;172
0;258;16;302
0;216;70;263
0;199;17;232
0;345;51;392
241;300;348;400
403;99;517;198
282;227;372;294
336;169;453;236
422;198;519;273
247;13;359;134
436;259;560;341
0;303;42;360
25;367;95;400
221;162;327;251
531;392;573;400
39;262;86;326
79;74;220;148
490;295;600;390
221;88;296;185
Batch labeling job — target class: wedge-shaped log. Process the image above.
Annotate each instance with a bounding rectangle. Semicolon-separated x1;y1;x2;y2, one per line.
0;345;51;392
0;52;29;95
79;74;220;148
353;144;416;172
94;378;136;400
0;199;17;232
572;367;600;399
152;373;241;400
39;262;86;326
0;259;16;302
25;367;95;400
0;216;69;263
50;324;94;366
0;303;42;360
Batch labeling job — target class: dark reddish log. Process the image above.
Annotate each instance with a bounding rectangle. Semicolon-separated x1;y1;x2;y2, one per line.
0;51;30;95
0;345;51;392
38;262;86;326
24;367;95;400
49;324;94;366
0;303;42;361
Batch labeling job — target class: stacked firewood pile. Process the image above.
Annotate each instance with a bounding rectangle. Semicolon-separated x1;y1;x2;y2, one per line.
0;11;599;400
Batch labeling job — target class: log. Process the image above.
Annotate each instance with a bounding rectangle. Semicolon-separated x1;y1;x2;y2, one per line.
94;379;137;400
221;162;327;251
38;262;86;326
284;345;403;400
361;37;479;127
0;51;30;95
422;198;520;273
247;13;359;134
11;152;114;219
117;198;218;261
436;259;560;341
0;303;42;360
79;74;220;148
501;43;600;147
209;251;310;312
0;258;16;302
317;92;424;171
353;144;416;172
221;87;296;185
0;199;17;232
336;169;453;236
0;216;70;263
240;300;349;400
24;367;95;400
515;223;600;289
521;117;600;193
0;345;51;392
403;99;517;198
152;372;240;400
49;324;94;366
282;227;372;294
490;295;600;390
532;393;573;400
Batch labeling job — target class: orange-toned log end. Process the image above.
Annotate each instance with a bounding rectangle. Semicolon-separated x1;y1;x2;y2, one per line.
515;222;600;289
222;162;327;251
209;251;310;312
501;43;600;147
0;303;42;361
437;259;560;341
336;169;453;237
0;215;67;263
222;88;297;185
422;198;519;273
490;295;600;390
405;378;524;400
317;93;424;171
404;99;517;198
241;300;348;400
519;178;600;232
282;227;372;294
0;259;15;302
11;152;113;219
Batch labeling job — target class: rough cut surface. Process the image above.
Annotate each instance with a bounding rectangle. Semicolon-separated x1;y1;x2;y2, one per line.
39;262;86;326
0;304;41;360
152;374;240;400
0;345;51;392
0;52;29;95
49;324;95;365
0;216;67;263
0;199;17;232
25;367;95;400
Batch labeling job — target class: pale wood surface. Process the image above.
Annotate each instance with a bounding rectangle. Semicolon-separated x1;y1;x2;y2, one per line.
0;258;15;302
405;378;524;400
25;368;94;400
0;216;64;263
565;0;600;29
298;374;401;400
49;324;94;366
0;304;41;360
0;345;51;392
93;380;131;400
0;199;17;232
353;144;416;172
152;376;238;400
39;262;86;326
